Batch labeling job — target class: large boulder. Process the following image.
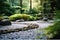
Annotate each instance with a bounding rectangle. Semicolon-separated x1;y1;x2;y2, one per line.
0;19;11;26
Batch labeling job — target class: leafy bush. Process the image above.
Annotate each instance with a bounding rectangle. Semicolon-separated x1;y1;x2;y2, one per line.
21;14;30;21
44;9;60;39
0;0;15;16
55;10;60;19
9;14;22;21
3;16;9;19
45;21;60;39
28;16;34;21
34;13;43;20
9;14;36;21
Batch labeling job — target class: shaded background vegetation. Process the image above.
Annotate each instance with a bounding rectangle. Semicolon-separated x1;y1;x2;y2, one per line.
0;0;60;39
44;0;60;39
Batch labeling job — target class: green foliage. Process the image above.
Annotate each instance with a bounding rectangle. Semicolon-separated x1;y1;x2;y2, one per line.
9;14;22;21
45;10;60;38
55;10;60;19
31;8;39;14
44;10;60;39
21;14;30;21
9;14;38;21
56;0;60;9
0;0;15;16
0;0;42;16
45;21;60;39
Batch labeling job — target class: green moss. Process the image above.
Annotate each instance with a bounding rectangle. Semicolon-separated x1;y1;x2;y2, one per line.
9;14;37;21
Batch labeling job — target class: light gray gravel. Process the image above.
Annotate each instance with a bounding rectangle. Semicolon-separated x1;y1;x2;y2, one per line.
0;20;54;40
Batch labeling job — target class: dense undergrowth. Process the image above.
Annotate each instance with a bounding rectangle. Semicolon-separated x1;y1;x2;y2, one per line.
9;14;40;21
45;10;60;39
45;21;60;39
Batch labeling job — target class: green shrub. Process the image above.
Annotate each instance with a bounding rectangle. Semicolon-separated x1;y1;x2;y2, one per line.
44;10;60;39
55;10;60;19
9;14;35;21
3;16;9;19
9;14;22;21
45;21;60;39
21;14;30;21
28;16;34;21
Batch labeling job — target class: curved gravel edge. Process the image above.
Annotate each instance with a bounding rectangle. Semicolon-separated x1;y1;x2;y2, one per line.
0;24;39;34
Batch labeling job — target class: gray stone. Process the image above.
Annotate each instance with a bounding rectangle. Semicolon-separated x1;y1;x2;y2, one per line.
16;20;21;22
16;19;24;22
20;19;24;22
0;19;11;26
43;17;48;21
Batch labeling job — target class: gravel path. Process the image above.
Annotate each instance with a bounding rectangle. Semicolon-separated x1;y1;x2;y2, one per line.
0;20;54;40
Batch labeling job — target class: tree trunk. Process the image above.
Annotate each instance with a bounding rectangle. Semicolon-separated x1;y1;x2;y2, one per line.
30;0;32;13
20;0;22;13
